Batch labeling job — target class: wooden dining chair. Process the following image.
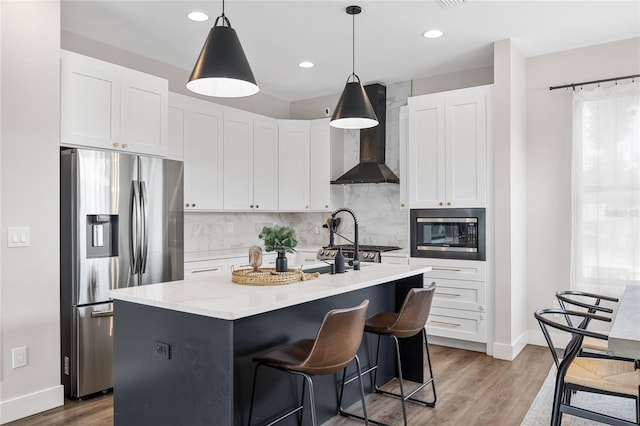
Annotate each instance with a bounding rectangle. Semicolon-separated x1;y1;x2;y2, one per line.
535;307;640;426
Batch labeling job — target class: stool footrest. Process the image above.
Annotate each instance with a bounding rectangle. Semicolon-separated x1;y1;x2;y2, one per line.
374;377;436;407
265;405;303;426
339;408;389;426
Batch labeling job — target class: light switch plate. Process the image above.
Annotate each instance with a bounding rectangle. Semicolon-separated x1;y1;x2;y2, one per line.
7;227;30;247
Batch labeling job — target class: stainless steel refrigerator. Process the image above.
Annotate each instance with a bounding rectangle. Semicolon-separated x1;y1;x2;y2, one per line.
60;148;184;398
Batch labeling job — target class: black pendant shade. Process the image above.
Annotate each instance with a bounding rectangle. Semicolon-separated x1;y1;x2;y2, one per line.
329;5;378;130
187;15;258;98
330;78;378;129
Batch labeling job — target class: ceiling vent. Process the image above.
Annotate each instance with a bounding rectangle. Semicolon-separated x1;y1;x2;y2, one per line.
438;0;468;8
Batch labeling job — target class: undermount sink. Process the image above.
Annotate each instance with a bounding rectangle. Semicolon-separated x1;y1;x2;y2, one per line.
302;265;333;275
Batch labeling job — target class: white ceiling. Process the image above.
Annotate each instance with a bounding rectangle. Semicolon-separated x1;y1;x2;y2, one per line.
61;0;640;101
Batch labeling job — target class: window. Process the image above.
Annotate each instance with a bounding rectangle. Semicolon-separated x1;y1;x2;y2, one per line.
571;81;640;292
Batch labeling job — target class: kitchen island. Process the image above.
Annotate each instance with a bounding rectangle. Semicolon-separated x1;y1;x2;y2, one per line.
110;264;430;425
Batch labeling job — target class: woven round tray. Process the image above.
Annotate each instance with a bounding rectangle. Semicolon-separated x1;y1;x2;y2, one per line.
231;267;320;286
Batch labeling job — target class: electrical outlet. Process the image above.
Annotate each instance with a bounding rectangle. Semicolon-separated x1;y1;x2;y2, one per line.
12;346;27;368
155;341;171;359
227;222;234;233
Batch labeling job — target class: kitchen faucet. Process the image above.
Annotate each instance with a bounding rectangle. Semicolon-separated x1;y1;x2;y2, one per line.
331;208;360;270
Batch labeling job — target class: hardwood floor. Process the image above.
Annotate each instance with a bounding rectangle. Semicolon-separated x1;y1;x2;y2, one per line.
7;344;551;426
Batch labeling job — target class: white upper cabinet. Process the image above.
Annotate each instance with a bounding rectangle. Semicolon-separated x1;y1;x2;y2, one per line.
252;118;279;211
223;110;254;210
399;106;409;210
408;85;490;208
278;120;311;211
309;119;332;211
169;93;224;211
61;50;168;157
223;111;278;211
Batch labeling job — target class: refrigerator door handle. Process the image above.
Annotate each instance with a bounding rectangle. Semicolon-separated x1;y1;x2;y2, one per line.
130;181;141;275
140;181;149;274
90;309;114;318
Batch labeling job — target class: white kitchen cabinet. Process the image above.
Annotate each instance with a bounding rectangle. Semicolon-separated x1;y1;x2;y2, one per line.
223;110;254;210
170;93;224;211
408;85;490;208
278;120;311;211
223;111;278;211
61;50;168;157
184;259;228;280
252;118;279;211
411;257;487;343
399;106;409;210
309;119;332;211
167;101;184;161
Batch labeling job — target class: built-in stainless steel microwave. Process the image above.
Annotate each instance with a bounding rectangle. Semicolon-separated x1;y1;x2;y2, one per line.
410;208;485;261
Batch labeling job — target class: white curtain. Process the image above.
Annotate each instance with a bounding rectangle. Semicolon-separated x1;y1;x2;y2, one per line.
571;81;640;294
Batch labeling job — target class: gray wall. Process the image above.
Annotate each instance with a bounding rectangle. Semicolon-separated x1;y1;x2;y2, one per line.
1;1;64;422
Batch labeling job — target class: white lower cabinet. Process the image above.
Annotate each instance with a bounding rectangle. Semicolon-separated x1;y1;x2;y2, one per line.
184;259;228;280
411;257;487;343
427;307;486;343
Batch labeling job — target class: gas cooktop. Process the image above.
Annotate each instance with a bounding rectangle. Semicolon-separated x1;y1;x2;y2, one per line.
317;245;402;263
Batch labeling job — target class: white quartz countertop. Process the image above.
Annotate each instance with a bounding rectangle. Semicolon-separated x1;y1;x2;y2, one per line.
110;264;431;320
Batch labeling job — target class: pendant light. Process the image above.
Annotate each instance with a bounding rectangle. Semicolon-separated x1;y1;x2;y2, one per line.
330;5;378;129
187;0;258;97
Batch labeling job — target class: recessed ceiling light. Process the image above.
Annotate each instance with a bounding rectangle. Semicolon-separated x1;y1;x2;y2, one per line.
423;29;444;39
298;61;315;69
187;11;209;22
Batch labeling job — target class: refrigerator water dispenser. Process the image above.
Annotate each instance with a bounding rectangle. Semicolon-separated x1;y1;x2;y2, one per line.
86;215;118;258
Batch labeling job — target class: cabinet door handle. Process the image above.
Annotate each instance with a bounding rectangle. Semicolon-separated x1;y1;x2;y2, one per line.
432;267;462;272
435;291;462;297
429;320;461;327
191;267;221;273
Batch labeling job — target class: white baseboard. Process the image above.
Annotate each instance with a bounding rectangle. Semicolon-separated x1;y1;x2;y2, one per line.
0;385;64;424
492;332;528;360
429;335;487;353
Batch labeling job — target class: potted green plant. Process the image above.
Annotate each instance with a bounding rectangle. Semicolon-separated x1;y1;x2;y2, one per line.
258;225;298;272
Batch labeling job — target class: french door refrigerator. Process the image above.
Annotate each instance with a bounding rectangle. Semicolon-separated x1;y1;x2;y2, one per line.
60;148;183;398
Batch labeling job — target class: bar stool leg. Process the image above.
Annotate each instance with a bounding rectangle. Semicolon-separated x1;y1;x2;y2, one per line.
422;329;437;406
298;376;306;426
354;355;370;426
392;335;409;426
248;363;262;426
292;373;315;426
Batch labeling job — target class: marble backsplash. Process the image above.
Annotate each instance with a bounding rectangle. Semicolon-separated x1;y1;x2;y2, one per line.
184;80;411;253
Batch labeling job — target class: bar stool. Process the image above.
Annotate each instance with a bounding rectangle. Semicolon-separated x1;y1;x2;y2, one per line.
247;300;370;426
341;284;436;426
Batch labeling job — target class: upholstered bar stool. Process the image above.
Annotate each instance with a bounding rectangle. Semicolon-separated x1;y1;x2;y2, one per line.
247;300;370;426
341;284;436;426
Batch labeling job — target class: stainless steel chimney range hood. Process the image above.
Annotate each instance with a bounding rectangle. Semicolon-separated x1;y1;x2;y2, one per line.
331;83;400;185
